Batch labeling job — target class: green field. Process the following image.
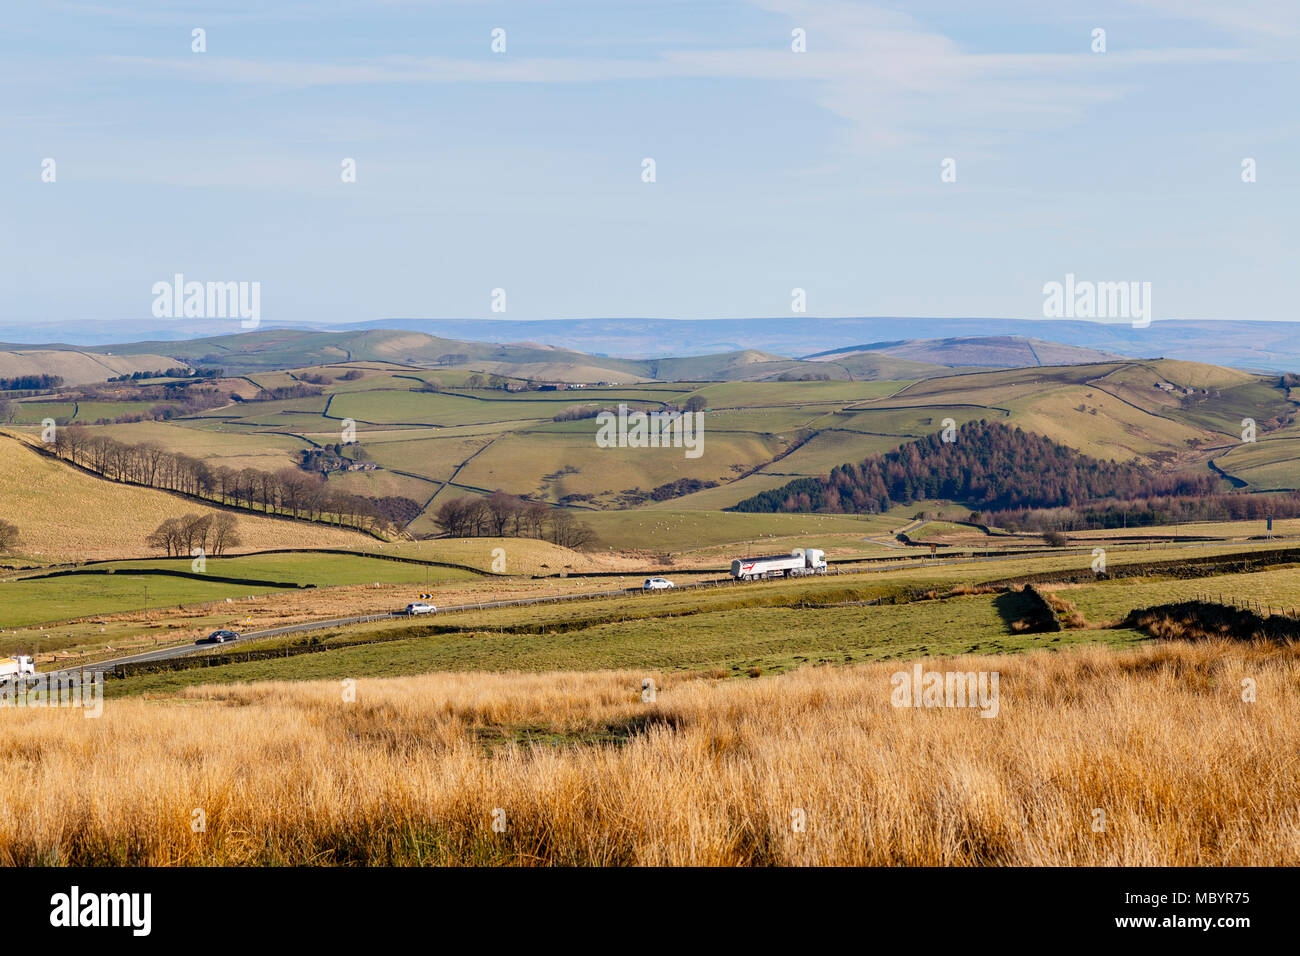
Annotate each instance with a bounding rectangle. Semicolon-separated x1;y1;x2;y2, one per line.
94;553;479;587
0;553;479;631
1213;437;1300;489
1062;565;1300;623
329;390;575;426
8;401;77;424
760;429;905;476
110;584;1151;698
0;574;282;631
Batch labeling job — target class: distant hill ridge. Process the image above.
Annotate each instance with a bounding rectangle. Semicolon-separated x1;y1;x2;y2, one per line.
1;328;1142;386
4;317;1299;372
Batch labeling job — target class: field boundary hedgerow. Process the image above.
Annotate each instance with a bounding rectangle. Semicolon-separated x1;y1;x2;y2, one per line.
3;547;495;582
978;546;1300;589
183;547;494;576
1124;599;1300;643
12;566;311;589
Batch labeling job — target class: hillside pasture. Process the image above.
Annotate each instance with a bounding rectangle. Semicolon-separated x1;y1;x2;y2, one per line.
0;349;188;387
576;508;903;552
327;390;563;427
1213;438;1300;490
451;430;789;505
5;401;77;425
0;433;375;562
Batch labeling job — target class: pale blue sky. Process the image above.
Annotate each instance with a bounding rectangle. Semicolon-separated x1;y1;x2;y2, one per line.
2;0;1297;334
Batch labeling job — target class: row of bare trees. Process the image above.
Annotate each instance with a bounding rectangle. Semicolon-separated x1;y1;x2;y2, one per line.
146;513;242;557
434;491;596;549
49;426;394;533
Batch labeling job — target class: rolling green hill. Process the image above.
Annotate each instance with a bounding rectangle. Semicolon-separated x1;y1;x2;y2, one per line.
3;351;1295;542
72;328;957;384
3;326;1295;550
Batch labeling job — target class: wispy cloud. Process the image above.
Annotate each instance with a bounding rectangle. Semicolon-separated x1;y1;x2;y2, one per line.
100;0;1260;154
1132;0;1300;38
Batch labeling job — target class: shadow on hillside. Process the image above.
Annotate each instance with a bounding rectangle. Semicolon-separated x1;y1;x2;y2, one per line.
992;587;1053;634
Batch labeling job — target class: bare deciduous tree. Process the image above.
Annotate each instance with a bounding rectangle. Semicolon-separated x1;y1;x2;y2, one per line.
210;513;242;556
0;519;21;552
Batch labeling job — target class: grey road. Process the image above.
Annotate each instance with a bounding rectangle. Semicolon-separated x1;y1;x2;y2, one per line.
46;539;1241;678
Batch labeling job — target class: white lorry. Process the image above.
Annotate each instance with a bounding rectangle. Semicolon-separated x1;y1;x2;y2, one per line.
730;548;827;581
0;656;36;684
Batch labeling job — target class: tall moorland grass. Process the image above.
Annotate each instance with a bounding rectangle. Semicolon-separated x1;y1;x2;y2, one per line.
1;639;1297;865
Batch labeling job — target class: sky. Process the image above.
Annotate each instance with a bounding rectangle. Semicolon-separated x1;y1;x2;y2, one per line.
1;0;1297;335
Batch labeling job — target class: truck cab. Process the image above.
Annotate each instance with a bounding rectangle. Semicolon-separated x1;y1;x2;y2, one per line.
0;655;36;684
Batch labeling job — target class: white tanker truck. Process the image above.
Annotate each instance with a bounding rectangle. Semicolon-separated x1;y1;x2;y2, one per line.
730;548;827;581
0;655;35;685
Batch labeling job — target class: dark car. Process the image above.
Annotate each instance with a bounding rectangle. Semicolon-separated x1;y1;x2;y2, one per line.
195;630;239;645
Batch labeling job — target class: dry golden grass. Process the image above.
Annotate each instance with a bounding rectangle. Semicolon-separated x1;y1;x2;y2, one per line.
1044;591;1088;628
0;433;374;561
2;639;1298;865
379;537;644;575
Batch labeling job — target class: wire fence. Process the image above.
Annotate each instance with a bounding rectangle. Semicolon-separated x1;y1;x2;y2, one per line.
1188;591;1300;620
